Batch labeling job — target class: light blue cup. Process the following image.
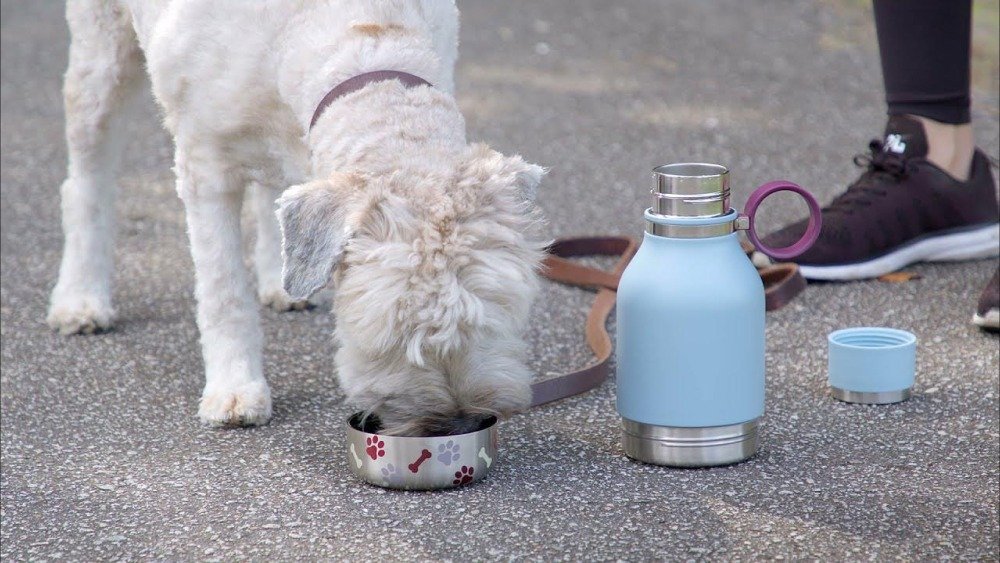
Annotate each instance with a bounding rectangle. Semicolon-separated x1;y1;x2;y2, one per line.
828;327;916;404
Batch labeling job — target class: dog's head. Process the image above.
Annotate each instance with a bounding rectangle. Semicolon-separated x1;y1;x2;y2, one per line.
277;144;546;435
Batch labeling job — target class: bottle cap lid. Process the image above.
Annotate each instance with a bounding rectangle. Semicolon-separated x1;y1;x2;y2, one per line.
828;327;916;404
651;163;730;218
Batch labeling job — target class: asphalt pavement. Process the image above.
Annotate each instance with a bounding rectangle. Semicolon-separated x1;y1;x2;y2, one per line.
2;0;998;560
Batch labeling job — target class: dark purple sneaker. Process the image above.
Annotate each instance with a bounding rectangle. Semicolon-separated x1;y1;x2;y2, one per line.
763;116;1000;280
973;269;999;330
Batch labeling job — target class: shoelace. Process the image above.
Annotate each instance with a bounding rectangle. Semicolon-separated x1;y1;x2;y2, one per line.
825;139;918;215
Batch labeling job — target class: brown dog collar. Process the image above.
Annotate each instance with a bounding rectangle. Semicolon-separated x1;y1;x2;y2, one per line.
309;70;432;131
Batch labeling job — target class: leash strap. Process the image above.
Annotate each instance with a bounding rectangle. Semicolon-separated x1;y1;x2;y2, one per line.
531;236;807;407
530;237;637;407
740;240;808;312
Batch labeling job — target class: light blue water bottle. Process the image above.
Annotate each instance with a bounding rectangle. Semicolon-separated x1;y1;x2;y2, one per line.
616;163;821;466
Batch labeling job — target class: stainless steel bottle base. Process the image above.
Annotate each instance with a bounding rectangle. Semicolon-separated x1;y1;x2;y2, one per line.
830;387;911;405
621;418;759;467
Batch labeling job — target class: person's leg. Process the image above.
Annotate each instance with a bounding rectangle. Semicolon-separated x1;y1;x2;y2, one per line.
761;0;999;284
874;0;974;180
876;0;999;330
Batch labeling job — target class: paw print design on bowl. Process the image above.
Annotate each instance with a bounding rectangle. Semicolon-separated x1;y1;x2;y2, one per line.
345;412;498;490
437;440;460;466
365;435;386;460
452;465;475;486
380;463;404;487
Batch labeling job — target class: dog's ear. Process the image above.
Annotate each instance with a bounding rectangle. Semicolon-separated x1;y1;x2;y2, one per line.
276;174;361;300
505;154;546;203
462;144;546;204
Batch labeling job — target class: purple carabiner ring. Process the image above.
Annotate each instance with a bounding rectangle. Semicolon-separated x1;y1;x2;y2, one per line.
743;181;822;260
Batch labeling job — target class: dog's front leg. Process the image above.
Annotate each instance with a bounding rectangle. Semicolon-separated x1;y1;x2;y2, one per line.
179;167;271;426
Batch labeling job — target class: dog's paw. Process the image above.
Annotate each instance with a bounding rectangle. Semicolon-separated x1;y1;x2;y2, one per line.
259;288;311;312
199;380;272;427
47;294;115;335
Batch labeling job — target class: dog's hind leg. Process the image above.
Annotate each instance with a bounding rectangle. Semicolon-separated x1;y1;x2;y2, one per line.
177;156;272;427
48;0;144;334
250;182;309;312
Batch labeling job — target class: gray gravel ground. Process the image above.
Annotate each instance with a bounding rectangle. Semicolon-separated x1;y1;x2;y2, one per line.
2;1;999;560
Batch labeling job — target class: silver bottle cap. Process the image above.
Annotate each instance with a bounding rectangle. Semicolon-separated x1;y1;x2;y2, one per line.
651;163;731;218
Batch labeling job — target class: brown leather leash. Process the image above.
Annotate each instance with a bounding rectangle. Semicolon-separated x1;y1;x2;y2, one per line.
531;237;638;407
531;236;807;407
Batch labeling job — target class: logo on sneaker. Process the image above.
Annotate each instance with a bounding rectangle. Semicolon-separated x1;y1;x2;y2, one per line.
884;133;907;154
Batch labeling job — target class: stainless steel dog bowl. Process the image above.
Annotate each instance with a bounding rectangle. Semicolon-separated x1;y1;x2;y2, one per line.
345;413;498;490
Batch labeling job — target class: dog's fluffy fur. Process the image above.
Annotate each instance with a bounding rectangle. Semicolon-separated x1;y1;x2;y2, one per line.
49;0;546;435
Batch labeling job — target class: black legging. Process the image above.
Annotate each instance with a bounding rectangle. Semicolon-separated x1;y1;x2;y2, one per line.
873;0;972;125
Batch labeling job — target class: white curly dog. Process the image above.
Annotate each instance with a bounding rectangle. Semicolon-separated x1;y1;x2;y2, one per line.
49;0;546;435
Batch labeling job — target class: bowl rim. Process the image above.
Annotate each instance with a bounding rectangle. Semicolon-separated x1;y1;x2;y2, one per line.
345;412;498;438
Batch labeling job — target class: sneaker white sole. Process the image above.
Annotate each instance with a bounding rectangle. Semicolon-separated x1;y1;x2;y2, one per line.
797;223;1000;281
972;309;1000;329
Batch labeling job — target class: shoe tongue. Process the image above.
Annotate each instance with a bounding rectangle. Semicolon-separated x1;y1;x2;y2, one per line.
881;115;928;158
